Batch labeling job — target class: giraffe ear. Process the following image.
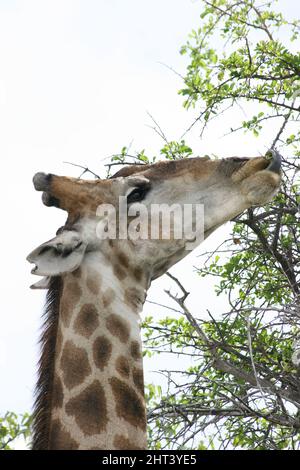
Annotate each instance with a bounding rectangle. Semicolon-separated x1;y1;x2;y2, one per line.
27;230;87;276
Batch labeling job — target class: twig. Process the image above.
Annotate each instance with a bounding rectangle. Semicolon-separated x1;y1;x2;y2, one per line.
63;161;101;179
270;100;297;149
146;111;168;143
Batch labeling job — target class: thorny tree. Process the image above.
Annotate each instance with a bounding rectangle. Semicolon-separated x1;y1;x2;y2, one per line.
139;0;300;450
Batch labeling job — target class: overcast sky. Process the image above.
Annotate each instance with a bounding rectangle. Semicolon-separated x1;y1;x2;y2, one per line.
0;0;297;444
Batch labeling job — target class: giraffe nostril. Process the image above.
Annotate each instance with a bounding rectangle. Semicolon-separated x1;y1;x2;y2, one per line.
33;172;52;191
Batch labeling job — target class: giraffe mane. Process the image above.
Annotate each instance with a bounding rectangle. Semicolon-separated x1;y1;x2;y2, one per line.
110;164;150;178
32;276;62;450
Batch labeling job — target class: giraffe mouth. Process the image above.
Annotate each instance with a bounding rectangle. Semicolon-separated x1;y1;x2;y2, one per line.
31;264;38;274
27;257;43;276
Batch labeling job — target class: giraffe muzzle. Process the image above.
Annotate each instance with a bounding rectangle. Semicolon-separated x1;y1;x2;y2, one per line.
265;149;282;174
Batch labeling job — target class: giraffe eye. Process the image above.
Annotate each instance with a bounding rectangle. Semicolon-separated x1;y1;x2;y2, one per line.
127;186;149;204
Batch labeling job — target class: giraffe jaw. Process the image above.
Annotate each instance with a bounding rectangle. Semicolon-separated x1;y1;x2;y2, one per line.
30;276;51;289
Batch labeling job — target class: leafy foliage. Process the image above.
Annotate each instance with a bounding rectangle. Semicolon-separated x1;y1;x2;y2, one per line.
141;0;300;450
179;0;300;139
0;412;32;450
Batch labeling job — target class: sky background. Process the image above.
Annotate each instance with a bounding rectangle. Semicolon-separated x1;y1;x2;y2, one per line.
0;0;297;448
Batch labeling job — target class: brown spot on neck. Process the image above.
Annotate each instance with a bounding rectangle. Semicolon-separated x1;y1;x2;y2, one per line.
93;336;112;370
133;266;143;282
115;355;130;378
65;380;108;436
60;341;91;390
73;303;99;338
124;287;144;311
49;419;79;450
117;252;130;269
130;340;142;360
113;264;127;281
109;377;146;430
106;314;130;343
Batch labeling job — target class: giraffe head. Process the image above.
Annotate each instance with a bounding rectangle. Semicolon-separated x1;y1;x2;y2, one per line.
27;150;281;284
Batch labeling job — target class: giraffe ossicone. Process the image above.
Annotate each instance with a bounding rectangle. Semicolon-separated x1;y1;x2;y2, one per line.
27;151;281;449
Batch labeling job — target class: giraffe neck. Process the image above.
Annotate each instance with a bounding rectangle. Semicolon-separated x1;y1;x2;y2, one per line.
34;249;149;450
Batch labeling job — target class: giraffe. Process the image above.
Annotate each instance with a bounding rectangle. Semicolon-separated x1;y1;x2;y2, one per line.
27;151;281;450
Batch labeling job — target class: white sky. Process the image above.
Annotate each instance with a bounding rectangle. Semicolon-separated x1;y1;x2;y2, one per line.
0;0;297;437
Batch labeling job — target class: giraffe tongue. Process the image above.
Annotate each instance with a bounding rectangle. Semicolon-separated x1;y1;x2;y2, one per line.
30;277;51;290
